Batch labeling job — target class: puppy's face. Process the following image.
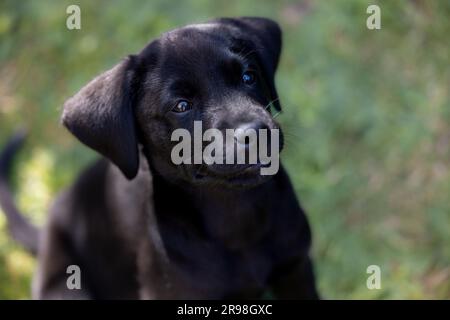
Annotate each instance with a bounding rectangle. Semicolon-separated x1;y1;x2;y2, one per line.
62;18;283;188
135;25;283;187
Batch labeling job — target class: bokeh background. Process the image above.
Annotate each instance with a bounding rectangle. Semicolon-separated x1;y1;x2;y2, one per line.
0;0;449;299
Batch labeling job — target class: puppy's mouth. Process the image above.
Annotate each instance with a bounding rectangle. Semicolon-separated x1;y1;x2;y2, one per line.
193;163;271;187
196;163;260;177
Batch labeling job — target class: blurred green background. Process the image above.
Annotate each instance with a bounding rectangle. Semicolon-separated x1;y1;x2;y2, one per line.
0;0;449;299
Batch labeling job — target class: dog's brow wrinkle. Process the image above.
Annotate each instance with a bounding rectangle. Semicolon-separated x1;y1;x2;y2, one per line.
239;50;258;62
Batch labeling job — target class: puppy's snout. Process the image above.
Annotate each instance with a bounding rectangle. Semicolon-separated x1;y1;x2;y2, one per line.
235;122;269;147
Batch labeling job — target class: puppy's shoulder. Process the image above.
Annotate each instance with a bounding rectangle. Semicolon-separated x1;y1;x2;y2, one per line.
40;159;108;239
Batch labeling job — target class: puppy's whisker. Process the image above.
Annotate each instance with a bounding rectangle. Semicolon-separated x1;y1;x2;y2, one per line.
273;110;282;118
264;97;280;110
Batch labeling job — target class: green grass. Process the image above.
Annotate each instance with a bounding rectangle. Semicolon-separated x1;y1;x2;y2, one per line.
0;0;449;299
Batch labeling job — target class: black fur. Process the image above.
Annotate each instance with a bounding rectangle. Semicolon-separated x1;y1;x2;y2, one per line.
0;17;318;299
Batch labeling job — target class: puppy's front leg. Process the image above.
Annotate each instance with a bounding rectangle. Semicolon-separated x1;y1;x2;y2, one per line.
269;255;319;300
33;219;92;299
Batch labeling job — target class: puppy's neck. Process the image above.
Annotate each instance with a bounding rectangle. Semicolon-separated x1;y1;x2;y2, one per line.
150;170;274;250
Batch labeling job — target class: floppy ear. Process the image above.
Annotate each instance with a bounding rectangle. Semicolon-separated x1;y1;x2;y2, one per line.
214;17;282;111
62;57;139;179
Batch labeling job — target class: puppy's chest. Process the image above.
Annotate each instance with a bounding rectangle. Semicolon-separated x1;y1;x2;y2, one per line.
159;223;273;298
148;186;276;298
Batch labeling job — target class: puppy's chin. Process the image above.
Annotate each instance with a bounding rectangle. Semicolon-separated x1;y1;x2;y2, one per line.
189;164;273;189
145;156;272;189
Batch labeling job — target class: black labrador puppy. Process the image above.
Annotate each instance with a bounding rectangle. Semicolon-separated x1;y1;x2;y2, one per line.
0;17;318;299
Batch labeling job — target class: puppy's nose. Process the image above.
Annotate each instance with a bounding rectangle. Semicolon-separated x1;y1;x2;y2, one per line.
235;122;269;146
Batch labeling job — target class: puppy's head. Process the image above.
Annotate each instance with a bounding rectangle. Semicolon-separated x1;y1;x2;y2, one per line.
62;17;283;188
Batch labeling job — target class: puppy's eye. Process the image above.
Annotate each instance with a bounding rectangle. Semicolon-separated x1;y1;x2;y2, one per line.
172;100;192;113
242;71;256;85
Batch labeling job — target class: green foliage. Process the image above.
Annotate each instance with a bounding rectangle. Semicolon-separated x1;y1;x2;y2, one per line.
0;0;449;299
